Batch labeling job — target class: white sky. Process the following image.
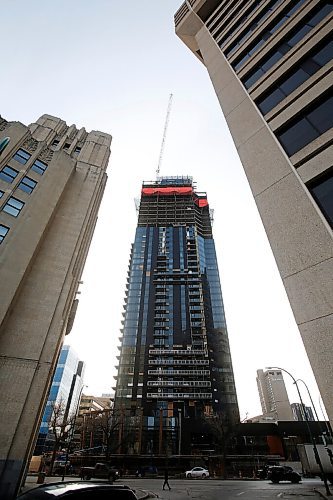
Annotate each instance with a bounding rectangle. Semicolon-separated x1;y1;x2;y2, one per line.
1;1;325;421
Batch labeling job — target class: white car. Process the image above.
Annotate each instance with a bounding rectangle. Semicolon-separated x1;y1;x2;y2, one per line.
185;466;209;479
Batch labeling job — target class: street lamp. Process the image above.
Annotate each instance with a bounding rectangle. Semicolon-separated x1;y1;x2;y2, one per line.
178;408;182;456
295;379;320;422
61;384;87;481
266;367;331;496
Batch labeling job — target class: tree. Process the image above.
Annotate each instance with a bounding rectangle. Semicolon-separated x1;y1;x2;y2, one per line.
204;412;235;478
47;398;76;474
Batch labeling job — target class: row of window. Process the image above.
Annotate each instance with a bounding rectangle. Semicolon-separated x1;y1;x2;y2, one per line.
233;0;306;70
51;139;81;154
242;2;333;89
0;149;49;244
256;38;333;114
0;166;38;193
276;90;333;156
213;0;265;45
224;0;284;57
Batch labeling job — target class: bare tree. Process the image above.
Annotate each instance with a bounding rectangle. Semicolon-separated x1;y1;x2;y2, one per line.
48;399;76;474
96;409;121;460
204;412;235;478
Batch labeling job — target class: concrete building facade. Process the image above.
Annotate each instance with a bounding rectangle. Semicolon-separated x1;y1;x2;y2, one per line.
0;114;111;498
175;1;333;423
257;368;293;420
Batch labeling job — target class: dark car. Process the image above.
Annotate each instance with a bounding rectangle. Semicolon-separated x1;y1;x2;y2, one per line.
80;463;120;482
18;482;138;499
267;465;302;484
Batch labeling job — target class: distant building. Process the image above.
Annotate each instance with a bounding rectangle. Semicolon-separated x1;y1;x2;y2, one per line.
34;345;85;455
291;403;315;422
257;369;293;421
0;113;111;498
175;0;333;426
74;394;112;452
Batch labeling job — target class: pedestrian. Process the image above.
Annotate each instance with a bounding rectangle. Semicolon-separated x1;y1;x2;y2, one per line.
163;468;171;490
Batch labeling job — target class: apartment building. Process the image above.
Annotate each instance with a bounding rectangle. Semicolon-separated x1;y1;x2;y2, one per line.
114;177;239;456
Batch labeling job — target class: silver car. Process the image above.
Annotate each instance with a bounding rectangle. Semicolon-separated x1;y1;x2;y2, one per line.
185;466;209;479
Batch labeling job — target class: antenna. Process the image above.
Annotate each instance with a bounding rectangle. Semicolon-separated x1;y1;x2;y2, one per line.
156;93;173;179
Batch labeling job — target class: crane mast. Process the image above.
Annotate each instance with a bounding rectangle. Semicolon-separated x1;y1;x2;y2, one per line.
156;93;173;179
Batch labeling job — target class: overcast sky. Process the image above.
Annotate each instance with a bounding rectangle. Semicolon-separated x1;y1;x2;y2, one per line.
1;1;325;420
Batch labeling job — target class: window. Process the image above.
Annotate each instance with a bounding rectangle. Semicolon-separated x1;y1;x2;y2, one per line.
308;170;333;228
0;224;9;243
51;139;59;150
0;165;19;183
18;176;37;194
63;143;71;150
256;39;333;114
74;146;81;155
31;158;47;175
242;2;333;88
223;0;284;57
232;0;306;70
13;149;31;165
2;196;25;217
0;190;3;198
276;92;333;155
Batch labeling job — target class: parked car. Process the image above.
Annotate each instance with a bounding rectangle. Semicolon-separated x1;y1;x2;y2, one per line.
185;466;209;479
18;482;137;499
267;465;301;483
80;463;120;482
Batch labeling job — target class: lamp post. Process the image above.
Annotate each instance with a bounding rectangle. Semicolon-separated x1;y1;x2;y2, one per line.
295;379;320;422
61;384;87;481
266;367;331;496
178;408;182;456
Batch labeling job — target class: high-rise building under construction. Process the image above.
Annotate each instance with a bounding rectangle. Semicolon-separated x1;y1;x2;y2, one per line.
114;177;239;456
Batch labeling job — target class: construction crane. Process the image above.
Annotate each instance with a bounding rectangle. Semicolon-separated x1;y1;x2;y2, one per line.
156;93;173;179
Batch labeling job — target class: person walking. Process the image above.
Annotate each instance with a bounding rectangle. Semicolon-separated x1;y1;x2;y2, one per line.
163;468;171;490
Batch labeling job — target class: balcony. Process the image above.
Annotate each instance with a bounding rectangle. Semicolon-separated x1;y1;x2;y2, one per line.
148;359;209;366
148;369;210;376
147;380;211;387
149;349;206;355
147;392;212;399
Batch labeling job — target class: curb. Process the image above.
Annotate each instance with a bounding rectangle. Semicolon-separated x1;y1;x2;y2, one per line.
314;488;330;499
136;490;156;499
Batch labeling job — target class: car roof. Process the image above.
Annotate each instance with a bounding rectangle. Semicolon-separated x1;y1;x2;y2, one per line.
18;482;135;498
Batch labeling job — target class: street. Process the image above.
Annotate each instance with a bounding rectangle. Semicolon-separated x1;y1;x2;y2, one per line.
136;478;323;500
132;478;326;499
22;476;329;499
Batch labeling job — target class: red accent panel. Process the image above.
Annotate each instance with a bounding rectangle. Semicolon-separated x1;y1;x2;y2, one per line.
193;197;209;207
197;199;208;207
267;435;284;457
142;187;193;196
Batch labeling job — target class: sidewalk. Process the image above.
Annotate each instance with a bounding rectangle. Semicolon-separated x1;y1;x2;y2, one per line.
22;475;150;499
314;487;333;499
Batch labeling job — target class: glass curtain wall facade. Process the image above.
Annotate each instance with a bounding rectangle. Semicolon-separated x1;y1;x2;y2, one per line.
115;177;239;456
34;345;84;455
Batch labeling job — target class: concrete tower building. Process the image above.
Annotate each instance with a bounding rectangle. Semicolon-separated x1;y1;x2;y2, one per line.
0;114;111;498
114;177;239;457
175;1;333;422
257;369;293;420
